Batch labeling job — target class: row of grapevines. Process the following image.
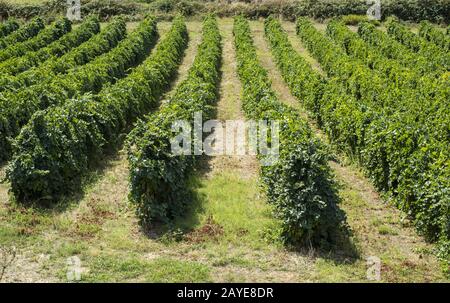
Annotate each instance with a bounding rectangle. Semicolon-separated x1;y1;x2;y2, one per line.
386;19;449;74
295;18;449;245
298;18;448;140
326;20;418;90
0;18;71;62
0;19;19;38
0;16;156;162
0;17;44;49
6;17;188;203
8;17;126;90
296;18;404;113
0;15;100;76
127;16;221;226
263;17;323;119
419;21;450;51
326;20;448;109
234;16;346;246
357;22;436;76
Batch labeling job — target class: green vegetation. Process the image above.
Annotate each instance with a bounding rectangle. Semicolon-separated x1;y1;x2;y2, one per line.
84;256;211;282
0;15;99;75
6;16;186;203
0;18;19;38
296;17;449;253
342;14;384;26
419;21;450;51
2;0;449;23
262;14;448;275
127;16;220;226
0;16;44;49
234;16;346;246
0;17;71;62
15;16;126;87
0;16;447;282
0;17;130;162
386;18;449;73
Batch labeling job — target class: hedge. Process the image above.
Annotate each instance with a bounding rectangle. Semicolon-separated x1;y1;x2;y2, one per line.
0;16;44;49
0;16;156;162
127;15;220;226
234;16;346;246
0;0;139;21
0;17;71;62
296;0;449;23
0;15;100;75
6;16;188;203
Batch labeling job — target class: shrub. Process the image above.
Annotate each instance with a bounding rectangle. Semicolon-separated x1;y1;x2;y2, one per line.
297;0;449;23
0;16;125;93
419;21;450;52
81;0;140;20
175;0;205;16
339;14;380;26
150;0;176;13
357;21;433;75
296;17;449;245
386;18;449;73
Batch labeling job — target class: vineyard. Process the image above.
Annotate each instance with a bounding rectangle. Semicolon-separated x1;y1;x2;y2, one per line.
0;10;448;282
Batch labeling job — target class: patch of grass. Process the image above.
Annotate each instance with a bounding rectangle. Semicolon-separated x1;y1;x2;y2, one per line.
371;218;383;227
0;204;55;239
84;255;211;282
144;258;211;282
0;225;21;246
181;170;282;250
378;225;398;236
100;219;151;253
314;258;367;282
83;255;148;282
55;241;89;258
